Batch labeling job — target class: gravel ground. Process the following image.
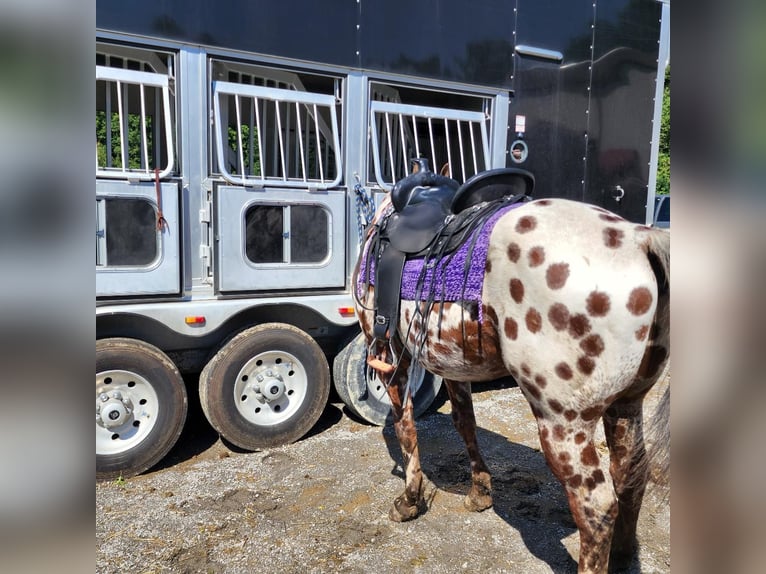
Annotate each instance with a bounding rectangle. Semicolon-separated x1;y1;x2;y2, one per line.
96;375;670;574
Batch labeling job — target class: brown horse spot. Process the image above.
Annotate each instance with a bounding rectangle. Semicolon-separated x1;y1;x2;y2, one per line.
525;384;541;401
433;342;452;356
548;303;570;331
613;445;628;461
562;464;574;477
510;279;525;304
521;363;531;376
546;263;570;290
504;317;518;340
577;355;596;375
555;362;573;380
581;444;599;466
613;424;627;440
528;246;545;267
548;399;564;413
567;474;583;488
635;325;649;341
627;286;653;316
586;291;611;317
603;227;625;248
559;452;571;463
404;308;411;323
507;242;521;263
592;469;606;484
516;215;537;233
564;410;578;422
534;374;547;389
484;305;499;326
581;406;602;421
525;308;542;333
485;258;493;274
540;427;549;440
553;424;566;441
599;213;624;223
580;334;605;357
585;477;596;490
574;431;587;444
535;199;552;206
568;314;591;339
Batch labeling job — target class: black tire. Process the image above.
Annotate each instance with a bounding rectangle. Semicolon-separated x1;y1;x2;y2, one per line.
199;323;330;450
96;338;188;481
332;333;442;426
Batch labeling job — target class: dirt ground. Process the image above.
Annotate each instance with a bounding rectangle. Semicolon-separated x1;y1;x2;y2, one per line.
96;375;670;574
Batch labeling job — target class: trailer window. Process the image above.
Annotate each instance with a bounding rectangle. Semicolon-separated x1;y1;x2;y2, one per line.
244;204;330;265
96;198;158;267
211;60;342;189
96;43;176;180
368;82;492;188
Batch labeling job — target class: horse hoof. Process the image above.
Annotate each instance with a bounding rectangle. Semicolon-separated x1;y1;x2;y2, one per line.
609;543;638;571
464;493;493;512
388;494;421;522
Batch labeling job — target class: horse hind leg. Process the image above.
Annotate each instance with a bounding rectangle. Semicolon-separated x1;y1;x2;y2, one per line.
444;379;493;512
536;416;618;573
385;354;426;522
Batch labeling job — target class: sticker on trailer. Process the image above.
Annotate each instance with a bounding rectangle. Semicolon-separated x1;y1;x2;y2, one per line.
515;115;526;133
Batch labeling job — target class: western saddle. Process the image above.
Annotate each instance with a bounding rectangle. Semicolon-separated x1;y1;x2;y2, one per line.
360;159;534;373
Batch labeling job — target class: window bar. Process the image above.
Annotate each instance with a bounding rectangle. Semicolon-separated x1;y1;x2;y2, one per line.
428;117;437;173
235;94;246;185
384;112;395;184
444;118;453;182
313;104;324;183
105;83;112;168
116;80;127;172
398;113;408;178
286;100;295;181
154;84;162;171
139;83;149;172
469;121;478;175
295;101;307;182
302;105;311;179
457;119;466;183
254;96;264;178
249;97;255;177
411;115;421;160
275;99;287;181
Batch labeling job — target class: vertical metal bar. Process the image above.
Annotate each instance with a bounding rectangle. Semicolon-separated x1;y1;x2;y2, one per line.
254;96;263;178
154;85;162;172
469;121;478;175
411;114;420;159
384;112;395;183
139;84;149;172
105;83;112;168
313;104;324;183
295;102;306;182
249;97;255;176
116;80;127;171
398;112;408;175
457;119;466;182
303;105;311;178
275;98;287;181
428;117;436;172
444;118;452;181
235;94;246;185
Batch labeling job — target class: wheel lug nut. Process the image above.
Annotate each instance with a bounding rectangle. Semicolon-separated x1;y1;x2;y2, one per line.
266;370;273;377
100;393;109;402
257;375;264;382
112;391;122;400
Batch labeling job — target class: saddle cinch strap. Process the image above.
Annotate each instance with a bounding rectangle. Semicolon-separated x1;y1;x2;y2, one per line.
365;160;534;373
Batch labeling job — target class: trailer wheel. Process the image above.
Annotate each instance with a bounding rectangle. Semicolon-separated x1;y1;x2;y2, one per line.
333;333;442;426
199;323;330;450
96;338;188;481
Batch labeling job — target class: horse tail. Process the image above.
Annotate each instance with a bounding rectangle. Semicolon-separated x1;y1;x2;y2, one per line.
643;227;671;488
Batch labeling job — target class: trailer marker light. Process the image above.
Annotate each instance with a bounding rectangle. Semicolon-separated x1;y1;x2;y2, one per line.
338;307;355;317
185;316;206;325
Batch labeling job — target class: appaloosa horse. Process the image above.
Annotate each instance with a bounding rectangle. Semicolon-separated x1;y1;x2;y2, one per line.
353;166;670;574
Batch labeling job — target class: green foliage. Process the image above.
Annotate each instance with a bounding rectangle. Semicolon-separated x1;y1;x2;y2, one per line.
656;66;670;195
96;111;154;170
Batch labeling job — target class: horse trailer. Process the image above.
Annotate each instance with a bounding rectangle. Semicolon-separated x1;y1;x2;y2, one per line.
96;0;670;479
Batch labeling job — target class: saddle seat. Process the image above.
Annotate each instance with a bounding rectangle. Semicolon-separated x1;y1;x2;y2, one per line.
364;159;534;346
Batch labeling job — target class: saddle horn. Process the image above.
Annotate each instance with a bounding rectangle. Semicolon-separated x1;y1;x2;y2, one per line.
391;158;459;213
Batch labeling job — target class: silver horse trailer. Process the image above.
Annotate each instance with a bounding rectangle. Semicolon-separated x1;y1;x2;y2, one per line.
96;0;669;479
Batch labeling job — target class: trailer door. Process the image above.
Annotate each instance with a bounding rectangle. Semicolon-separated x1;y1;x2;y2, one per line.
96;58;181;297
211;72;346;292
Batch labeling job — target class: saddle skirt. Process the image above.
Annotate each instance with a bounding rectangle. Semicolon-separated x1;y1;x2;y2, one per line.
358;202;522;324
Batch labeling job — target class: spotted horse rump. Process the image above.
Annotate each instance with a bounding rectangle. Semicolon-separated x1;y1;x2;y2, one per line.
353;170;670;574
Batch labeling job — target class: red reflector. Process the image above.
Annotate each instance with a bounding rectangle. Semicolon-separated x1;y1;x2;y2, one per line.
338;307;355;317
185;316;206;324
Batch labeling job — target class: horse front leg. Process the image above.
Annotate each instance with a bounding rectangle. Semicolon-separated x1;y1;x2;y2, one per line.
384;355;426;522
444;379;493;512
